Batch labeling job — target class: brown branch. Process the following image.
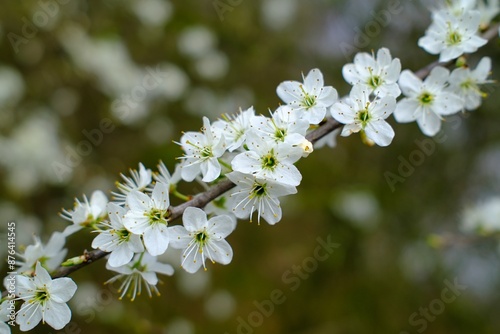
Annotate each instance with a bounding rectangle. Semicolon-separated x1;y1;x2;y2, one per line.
35;118;343;281
5;22;497;286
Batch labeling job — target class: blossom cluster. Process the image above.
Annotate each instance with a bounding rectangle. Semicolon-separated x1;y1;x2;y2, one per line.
1;1;498;332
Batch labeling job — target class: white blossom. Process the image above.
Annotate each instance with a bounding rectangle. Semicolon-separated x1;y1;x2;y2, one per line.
16;262;77;331
212;106;256;152
330;84;396;147
123;182;171;256
250;105;309;146
178;116;227;182
418;9;487;62
437;0;477;16
277;68;338;125
0;299;11;334
342;47;402;98
112;163;153;205
226;171;297;225
169;207;236;273
105;253;174;301
154;161;182;190
61;190;108;236
477;0;500;28
92;203;144;267
231;133;303;186
448;57;492;110
17;232;67;274
394;67;463;136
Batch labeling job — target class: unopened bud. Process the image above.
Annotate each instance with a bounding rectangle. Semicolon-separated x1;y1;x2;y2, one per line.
298;139;314;157
61;255;86;266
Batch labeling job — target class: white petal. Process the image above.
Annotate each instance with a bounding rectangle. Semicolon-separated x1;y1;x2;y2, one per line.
33;262;52;286
17;302;42;331
434;92;463;115
149;262;175;277
168;226;191;249
303;68;324;92
180;161;201;182
201;158;221;182
394;99;420;123
128;235;145;253
276;80;303;104
44;300;72;330
209;239;233;265
123;212;150;235
152;182;170;210
398;70;422;97
330;102;356;124
107;246;134;267
417;111;442;136
207;215;236;238
342;63;360;85
365;120;395;147
90;190;108;217
143;226;169;256
127;191;151;212
182;206;208;231
49;278;77;303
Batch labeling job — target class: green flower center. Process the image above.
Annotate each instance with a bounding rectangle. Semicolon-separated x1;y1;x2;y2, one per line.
195;231;208;245
447;31;462;45
147;208;169;225
249;181;268;200
262;151;277;170
116;229;131;242
275;128;287;141
369;75;383;88
34;288;49;304
201;146;213;158
303;94;316;108
419;92;434;105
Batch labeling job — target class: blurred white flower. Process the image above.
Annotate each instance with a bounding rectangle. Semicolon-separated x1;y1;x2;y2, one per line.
418;9;487;62
261;0;298;30
0;298;11;334
130;0;172;27
112;163;152;205
177;26;217;59
0;112;70;194
0;66;25;108
448;57;492;111
461;197;500;234
17;232;67;274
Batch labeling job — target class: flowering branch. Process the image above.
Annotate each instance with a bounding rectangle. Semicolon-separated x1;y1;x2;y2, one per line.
3;3;499;330
31;21;500;281
48;118;343;280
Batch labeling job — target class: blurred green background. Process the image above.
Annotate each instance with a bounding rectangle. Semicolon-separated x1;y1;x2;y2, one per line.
1;0;500;333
